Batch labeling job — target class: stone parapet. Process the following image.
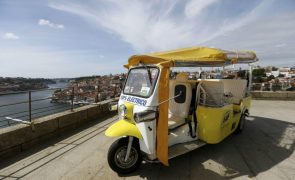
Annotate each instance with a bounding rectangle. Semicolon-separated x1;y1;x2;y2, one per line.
0;98;118;159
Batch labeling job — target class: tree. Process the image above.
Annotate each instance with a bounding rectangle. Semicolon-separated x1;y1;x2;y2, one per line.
267;75;275;81
253;76;268;83
278;74;285;78
237;70;247;79
252;68;266;77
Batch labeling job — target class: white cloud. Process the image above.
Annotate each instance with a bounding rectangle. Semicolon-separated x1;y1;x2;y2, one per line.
3;32;19;40
0;47;122;78
49;1;196;51
203;11;295;66
49;0;274;53
275;43;287;48
38;19;64;29
185;0;218;18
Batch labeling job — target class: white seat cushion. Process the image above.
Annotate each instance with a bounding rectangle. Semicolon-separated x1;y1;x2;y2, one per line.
168;76;192;129
168;115;186;129
221;79;247;104
200;81;224;106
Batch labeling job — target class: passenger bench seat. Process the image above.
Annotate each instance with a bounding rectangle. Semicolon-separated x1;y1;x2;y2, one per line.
221;79;247;104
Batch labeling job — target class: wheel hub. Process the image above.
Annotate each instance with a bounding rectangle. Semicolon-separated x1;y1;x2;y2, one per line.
114;146;138;169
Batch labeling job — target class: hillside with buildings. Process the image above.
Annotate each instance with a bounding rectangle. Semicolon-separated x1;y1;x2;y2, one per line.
175;65;295;91
51;74;126;104
51;66;295;105
252;66;295;91
0;77;56;93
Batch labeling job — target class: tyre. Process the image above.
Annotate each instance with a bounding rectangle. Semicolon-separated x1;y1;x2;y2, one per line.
107;137;142;174
235;113;246;134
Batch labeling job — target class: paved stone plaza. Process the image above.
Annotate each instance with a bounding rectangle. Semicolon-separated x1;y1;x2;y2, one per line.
1;100;295;180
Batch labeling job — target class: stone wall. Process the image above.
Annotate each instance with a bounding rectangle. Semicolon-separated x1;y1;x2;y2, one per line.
0;98;118;159
251;91;295;100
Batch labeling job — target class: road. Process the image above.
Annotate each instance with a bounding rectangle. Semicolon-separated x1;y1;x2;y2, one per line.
1;100;295;180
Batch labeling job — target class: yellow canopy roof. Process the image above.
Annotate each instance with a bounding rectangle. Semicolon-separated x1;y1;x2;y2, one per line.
126;47;258;68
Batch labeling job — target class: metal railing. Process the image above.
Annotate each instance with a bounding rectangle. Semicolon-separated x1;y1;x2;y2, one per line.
251;83;294;91
0;88;78;128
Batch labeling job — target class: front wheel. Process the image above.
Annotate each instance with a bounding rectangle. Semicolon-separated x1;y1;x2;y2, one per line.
107;137;142;174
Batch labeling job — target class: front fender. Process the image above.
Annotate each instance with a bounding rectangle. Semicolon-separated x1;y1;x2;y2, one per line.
105;119;143;139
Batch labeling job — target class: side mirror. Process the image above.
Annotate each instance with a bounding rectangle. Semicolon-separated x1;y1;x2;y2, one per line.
109;102;118;111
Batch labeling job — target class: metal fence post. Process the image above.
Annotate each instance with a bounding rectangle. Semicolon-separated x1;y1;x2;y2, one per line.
71;87;74;111
29;91;32;122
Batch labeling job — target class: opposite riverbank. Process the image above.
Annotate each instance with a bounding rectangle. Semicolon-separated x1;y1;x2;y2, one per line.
0;77;57;93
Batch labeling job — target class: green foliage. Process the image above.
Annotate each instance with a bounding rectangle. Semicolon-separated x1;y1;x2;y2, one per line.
267;75;275;81
237;70;247;78
278;74;285;77
0;77;56;92
253;76;267;83
252;68;266;77
272;67;278;71
74;75;101;82
0;77;55;84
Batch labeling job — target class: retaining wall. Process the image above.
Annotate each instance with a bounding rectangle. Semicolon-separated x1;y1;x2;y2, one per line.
0;99;117;159
251;91;295;100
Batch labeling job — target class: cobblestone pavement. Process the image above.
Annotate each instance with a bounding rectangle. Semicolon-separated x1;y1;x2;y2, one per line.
1;100;295;180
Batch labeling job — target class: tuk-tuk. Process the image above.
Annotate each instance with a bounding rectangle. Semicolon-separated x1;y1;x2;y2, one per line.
105;47;258;174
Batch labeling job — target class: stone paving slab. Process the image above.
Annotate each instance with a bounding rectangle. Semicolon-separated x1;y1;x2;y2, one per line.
0;100;295;180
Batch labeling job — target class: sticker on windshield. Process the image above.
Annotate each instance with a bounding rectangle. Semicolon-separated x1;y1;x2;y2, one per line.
124;86;130;93
140;87;150;96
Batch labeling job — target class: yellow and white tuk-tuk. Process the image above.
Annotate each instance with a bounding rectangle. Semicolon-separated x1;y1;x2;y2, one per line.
105;47;258;174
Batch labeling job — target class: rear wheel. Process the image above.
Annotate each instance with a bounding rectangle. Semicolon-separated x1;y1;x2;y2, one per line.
235;113;246;134
107;137;142;174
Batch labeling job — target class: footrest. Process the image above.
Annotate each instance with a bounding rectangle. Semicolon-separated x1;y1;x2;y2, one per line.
169;140;206;159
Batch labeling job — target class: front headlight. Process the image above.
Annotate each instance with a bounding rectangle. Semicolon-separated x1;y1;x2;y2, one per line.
118;104;127;119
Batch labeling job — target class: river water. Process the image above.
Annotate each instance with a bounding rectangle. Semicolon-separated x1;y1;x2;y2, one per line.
0;82;69;128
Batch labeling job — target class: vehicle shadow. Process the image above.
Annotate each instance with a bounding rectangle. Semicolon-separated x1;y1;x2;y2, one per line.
0;113;117;179
121;116;295;179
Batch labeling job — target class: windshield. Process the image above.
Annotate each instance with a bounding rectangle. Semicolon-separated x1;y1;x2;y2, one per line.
123;67;159;97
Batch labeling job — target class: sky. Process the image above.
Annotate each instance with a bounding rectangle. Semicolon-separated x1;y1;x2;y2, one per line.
0;0;295;78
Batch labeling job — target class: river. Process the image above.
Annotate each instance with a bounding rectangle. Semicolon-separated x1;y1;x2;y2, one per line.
0;82;69;128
